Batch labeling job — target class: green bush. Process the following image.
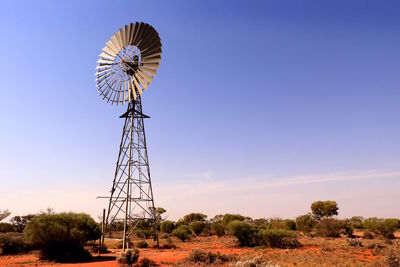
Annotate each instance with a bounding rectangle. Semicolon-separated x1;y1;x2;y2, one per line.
23;212;100;262
159;220;175;233
211;221;225;236
296;214;317;232
258;229;300;248
182;213;207;224
315;218;345;238
223;214;245;226
228;220;254;247
0;232;30;254
268;218;296;230
138;257;157;267
186;249;233;265
364;218;399;238
136;229;153;239
136;240;148;248
190;221;206;236
0;222;13;233
117;249;139;267
172;225;192;241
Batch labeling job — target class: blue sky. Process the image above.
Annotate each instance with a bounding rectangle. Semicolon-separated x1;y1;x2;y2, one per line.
0;0;399;220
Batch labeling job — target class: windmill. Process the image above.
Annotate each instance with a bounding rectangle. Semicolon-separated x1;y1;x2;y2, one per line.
95;22;162;250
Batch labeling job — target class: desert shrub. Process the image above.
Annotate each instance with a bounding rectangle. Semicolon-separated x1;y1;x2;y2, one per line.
174;219;187;228
223;214;245;226
10;214;35;232
136;240;148;248
229;220;254;247
386;249;400;267
186;249;233;265
268;218;287;230
117;249;139;267
347;216;364;229
138;257;157;267
363;230;375;239
190;221;206;235
172;225;192;241
285;219;297;230
258;229;300;248
315;218;345;238
183;213;207;224
295;213;317;232
161;237;176;249
363;218;400;238
136;229;153;239
230;255;276;267
346;238;362;247
0;232;30;254
253;218;269;229
0;222;13;233
211;221;225;236
159;220;175;233
311;200;338;220
24;212;100;262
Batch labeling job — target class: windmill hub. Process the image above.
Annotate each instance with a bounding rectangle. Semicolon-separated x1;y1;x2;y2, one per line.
121;58;139;76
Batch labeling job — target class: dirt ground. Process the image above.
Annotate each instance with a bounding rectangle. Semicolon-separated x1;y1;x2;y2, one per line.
1;236;399;266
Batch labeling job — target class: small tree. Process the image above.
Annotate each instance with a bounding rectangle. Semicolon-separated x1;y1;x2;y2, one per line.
183;213;207;224
228;220;254;247
11;214;35;232
211;221;225;236
24;212;100;262
160;220;175;233
311;200;338;220
296;213;317;232
190;221;206;236
222;214;245;226
172;225;192;241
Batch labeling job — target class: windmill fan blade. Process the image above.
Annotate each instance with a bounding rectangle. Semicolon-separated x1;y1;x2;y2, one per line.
105;41;119;55
137;70;153;84
141;63;159;70
132;76;143;95
120;27;127;47
134;73;148;90
95;21;162;105
99;52;115;60
140;67;157;76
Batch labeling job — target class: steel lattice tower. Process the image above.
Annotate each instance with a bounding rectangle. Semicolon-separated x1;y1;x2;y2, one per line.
95;22;162;251
103;93;157;250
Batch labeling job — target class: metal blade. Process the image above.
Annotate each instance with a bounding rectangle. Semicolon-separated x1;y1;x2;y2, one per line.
115;30;124;49
131;22;142;46
140;66;156;76
99;51;115;60
120;27;126;47
137;70;153;84
124;25;130;47
140;58;161;64
141;53;161;61
97;58;114;64
141;62;159;69
132;76;143;95
134;73;148;90
128;23;136;45
110;35;122;52
106;40;119;55
130;79;137;100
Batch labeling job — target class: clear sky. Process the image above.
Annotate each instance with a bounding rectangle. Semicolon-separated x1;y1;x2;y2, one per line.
1;0;399;221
